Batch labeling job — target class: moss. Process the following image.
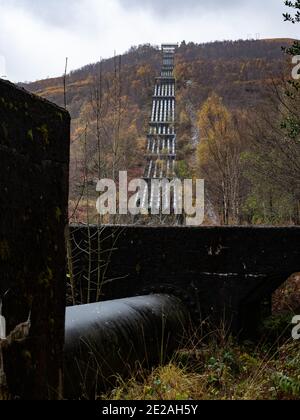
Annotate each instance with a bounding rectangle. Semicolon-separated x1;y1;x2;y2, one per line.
55;207;62;222
38;267;54;288
1;122;8;141
22;350;32;362
22;350;33;370
27;129;33;142
56;111;63;122
0;240;10;261
37;124;49;145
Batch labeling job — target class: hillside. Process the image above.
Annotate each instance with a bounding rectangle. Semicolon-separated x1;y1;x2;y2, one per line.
21;39;294;221
23;39;292;109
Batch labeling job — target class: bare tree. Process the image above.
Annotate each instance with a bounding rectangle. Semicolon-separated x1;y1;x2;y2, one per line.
246;78;300;224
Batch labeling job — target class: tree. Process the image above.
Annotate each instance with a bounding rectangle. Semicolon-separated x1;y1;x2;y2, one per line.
243;2;300;225
283;1;300;24
283;0;300;141
243;77;300;225
197;94;246;225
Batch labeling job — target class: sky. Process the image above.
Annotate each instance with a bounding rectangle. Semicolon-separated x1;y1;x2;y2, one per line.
0;0;298;83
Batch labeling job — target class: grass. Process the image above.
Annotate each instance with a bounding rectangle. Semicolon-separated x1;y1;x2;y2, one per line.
102;275;300;401
102;331;300;401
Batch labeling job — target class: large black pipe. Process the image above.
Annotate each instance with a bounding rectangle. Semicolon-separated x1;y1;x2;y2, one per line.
64;294;190;399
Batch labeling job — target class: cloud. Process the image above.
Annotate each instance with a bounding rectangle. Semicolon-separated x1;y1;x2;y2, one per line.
1;0;82;27
0;0;298;82
119;0;244;15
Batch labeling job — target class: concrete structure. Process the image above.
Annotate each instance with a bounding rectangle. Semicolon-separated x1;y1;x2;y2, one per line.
142;44;178;214
0;79;70;400
69;225;300;337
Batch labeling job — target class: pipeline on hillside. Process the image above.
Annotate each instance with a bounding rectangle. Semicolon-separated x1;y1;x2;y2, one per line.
64;294;190;399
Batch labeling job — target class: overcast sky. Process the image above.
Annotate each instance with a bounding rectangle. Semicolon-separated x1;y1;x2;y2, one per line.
0;0;298;83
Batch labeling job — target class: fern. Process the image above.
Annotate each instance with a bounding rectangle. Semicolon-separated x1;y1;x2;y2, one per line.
274;372;300;397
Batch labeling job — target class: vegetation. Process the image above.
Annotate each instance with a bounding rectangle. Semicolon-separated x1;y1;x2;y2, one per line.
22;37;298;225
10;2;299;402
197;94;247;224
104;340;300;401
102;274;300;401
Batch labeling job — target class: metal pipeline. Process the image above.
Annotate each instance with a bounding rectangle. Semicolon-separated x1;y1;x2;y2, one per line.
64;294;190;399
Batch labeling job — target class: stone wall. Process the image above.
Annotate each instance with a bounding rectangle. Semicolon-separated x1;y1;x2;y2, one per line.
0;79;70;399
69;225;300;336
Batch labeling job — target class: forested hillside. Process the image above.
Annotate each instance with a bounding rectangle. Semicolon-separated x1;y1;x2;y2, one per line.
24;38;291;112
22;38;298;225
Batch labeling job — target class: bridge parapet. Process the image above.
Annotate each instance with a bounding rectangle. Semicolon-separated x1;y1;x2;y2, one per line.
69;225;300;336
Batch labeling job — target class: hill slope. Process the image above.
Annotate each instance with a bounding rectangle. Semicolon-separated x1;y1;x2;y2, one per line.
22;39;293;216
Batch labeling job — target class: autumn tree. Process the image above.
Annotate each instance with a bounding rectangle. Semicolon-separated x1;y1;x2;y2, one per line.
197;94;247;225
239;2;300;225
242;81;300;224
242;2;299;223
69;54;141;225
283;0;300;141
